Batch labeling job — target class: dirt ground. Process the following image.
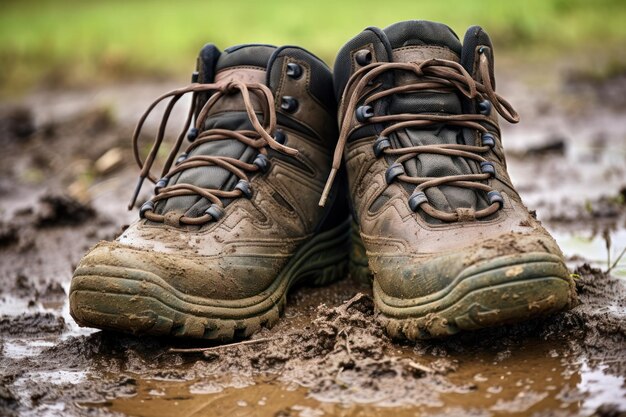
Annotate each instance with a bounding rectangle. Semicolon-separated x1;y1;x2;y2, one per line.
0;61;625;417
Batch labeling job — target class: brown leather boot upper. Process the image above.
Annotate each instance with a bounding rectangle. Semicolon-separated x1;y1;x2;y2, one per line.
103;45;346;298
327;21;576;339
70;44;349;339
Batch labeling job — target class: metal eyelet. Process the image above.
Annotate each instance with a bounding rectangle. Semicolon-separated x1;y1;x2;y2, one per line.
253;154;270;173
187;127;199;141
281;96;298;113
481;133;495;148
205;204;224;221
408;191;428;212
480;161;496;177
385;162;405;184
274;129;287;145
286;63;303;79
154;177;169;194
487;190;504;208
373;136;391;157
139;201;155;218
355;49;372;66
175;152;188;165
234;179;252;199
478;100;492;116
356;105;374;123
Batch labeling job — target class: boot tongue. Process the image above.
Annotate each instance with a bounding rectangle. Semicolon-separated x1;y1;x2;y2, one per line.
385;20;462;60
382;21;486;220
159;45;276;218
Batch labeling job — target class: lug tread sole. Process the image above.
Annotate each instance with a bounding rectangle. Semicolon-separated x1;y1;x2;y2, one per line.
377;273;575;340
70;220;350;341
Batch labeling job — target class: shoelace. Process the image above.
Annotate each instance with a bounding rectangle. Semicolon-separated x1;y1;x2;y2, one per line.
319;50;520;222
128;80;298;226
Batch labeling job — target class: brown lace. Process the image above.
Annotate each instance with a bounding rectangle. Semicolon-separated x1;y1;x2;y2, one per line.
320;52;519;222
128;80;298;225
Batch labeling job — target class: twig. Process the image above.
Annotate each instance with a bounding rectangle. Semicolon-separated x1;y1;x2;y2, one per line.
334;366;347;388
407;361;434;374
603;229;611;272
337;328;353;361
168;337;272;353
608;245;626;274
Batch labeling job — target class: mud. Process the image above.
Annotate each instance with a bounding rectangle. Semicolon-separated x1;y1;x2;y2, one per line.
1;266;624;417
1;63;625;416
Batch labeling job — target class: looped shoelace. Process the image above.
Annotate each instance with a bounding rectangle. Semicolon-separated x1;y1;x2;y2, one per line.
128;80;299;226
319;52;520;222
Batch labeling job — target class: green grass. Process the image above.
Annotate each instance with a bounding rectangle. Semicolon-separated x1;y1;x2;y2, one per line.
1;0;625;96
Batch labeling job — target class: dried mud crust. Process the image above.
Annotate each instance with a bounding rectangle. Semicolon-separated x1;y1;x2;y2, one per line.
69;219;351;341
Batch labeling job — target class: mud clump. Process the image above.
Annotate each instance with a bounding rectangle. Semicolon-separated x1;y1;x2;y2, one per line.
165;293;462;407
511;135;567;158
12;273;36;297
0;107;36;142
295;295;461;406
36;194;95;227
171;293;388;376
545;193;626;225
0;313;66;336
569;264;626;375
0;222;18;247
0;386;18;417
593;403;626;417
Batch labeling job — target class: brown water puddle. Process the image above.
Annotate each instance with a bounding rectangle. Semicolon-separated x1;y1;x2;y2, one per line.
86;337;624;417
3;254;624;417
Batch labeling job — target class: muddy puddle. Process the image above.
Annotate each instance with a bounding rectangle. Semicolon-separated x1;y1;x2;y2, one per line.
90;317;626;417
1;65;626;416
4;265;623;417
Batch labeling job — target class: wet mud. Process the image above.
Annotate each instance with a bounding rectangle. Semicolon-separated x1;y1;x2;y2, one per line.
1;265;624;417
1;64;625;416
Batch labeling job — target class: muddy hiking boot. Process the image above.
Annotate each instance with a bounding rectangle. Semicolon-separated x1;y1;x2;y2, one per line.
323;20;577;340
69;44;350;340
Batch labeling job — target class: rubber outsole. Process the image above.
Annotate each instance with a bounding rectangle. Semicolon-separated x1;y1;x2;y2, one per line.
69;219;351;341
373;254;576;340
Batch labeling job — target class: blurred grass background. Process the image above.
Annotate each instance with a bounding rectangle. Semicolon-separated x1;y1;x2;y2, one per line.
1;0;625;97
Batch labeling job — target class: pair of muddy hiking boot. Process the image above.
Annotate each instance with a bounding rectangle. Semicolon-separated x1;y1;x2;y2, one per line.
69;20;577;341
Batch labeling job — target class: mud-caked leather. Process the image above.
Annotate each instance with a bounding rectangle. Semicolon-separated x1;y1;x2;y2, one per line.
70;44;350;340
332;21;576;340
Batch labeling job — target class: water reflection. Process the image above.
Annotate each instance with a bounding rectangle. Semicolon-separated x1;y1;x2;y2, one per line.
554;229;626;278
